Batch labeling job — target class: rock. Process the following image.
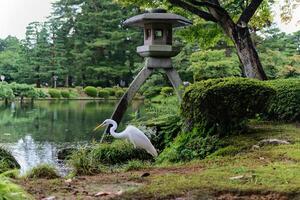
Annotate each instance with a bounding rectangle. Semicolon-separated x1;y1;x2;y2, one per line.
57;148;76;160
251;145;260;150
229;175;245;180
64;179;72;184
116;190;123;195
42;196;56;200
141;172;150;177
95;192;112;197
258;139;290;146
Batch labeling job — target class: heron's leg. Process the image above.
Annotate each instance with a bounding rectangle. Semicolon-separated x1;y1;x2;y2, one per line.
101;67;153;142
164;68;184;102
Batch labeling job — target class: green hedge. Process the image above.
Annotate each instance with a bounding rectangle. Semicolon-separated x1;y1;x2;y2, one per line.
84;86;98;97
98;89;109;98
265;79;300;122
115;89;124;98
48;89;61;98
181;78;275;135
9;83;37;98
105;87;116;96
0;84;14;99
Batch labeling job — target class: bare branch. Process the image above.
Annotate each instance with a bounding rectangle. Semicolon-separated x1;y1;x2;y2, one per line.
238;0;263;25
168;0;217;22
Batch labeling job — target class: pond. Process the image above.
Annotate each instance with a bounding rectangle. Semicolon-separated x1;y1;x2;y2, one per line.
0;100;143;175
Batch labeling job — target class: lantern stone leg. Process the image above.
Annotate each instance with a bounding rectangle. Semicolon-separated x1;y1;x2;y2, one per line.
164;68;183;101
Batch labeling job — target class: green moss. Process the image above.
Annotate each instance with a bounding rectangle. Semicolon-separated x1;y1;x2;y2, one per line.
0;148;20;173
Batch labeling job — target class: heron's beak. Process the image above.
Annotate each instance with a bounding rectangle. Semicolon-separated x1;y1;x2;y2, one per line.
93;123;105;132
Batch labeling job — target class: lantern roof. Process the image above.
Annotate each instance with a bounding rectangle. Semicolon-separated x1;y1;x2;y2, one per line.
123;9;192;28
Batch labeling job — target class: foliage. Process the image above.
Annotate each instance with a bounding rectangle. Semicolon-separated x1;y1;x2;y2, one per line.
69;140;152;175
60;90;70;98
182;78;275;135
25;164;60;179
189;49;241;81
84;86;98;97
0;83;14;99
9;83;37;98
123;160;151;172
157;129;221;163
0;148;20;173
115;89;125;98
48;89;61;98
265;79;300;122
0;177;32;200
98;89;110;99
105;88;116;96
160;87;174;97
35;89;48;98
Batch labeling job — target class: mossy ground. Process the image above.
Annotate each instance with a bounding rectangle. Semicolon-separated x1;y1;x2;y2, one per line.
17;122;300;199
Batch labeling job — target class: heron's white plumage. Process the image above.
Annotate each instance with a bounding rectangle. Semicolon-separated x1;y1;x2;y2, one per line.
98;119;158;157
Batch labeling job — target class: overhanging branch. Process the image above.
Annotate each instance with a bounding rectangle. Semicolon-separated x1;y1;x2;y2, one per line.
168;0;217;22
238;0;263;25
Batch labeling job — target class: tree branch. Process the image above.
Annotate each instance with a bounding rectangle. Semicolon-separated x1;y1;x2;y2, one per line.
238;0;263;25
168;0;217;22
188;0;227;14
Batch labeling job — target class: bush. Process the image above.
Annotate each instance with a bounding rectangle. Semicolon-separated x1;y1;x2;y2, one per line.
160;87;174;97
0;84;14;99
143;86;161;98
69;140;152;175
157;129;221;163
35;89;48;98
0;148;20;173
61;90;70;98
115;89;124;98
84;86;98;97
123;160;150;172
9;83;37;98
265;79;300;122
48;89;61;98
105;88;116;96
98;89;110;99
25;164;60;179
182;78;275;136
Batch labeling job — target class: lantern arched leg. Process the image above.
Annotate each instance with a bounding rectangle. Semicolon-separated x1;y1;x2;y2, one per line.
164;68;183;102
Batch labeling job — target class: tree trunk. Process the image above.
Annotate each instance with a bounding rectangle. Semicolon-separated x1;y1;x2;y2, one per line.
65;75;69;88
230;26;267;80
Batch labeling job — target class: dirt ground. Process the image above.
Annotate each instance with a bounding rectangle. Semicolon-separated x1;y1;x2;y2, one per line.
16;164;293;200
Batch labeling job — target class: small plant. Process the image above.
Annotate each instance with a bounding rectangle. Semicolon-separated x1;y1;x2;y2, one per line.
48;89;61;98
84;86;98;97
98;89;110;99
61;90;70;98
25;164;60;179
123;160;151;172
0;178;32;200
105;88;116;96
160;87;174;97
35;89;48;98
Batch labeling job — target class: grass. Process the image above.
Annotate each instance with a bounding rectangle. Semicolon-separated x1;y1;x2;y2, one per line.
115;122;300;199
0;177;32;200
25;164;60;179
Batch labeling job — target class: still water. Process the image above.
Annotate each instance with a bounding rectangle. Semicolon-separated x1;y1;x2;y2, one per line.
0;100;143;174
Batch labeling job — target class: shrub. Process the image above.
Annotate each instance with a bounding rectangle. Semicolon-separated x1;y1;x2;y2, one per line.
61;90;70;98
265;79;300;122
48;89;61;98
84;86;98;97
105;88;116;96
115;89;124;98
160;87;174;97
0;84;14;99
0;148;20;173
181;78;275;136
35;89;48;98
157;129;221;163
123;160;150;172
143;86;161;98
9;83;37;98
69;140;152;175
25;164;60;179
98;89;110;99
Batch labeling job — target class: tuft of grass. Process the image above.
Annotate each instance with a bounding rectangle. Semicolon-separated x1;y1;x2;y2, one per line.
69;140;153;175
25;164;60;179
123;160;151;172
0;177;32;200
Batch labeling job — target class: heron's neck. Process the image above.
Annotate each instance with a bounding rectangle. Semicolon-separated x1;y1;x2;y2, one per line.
109;120;125;139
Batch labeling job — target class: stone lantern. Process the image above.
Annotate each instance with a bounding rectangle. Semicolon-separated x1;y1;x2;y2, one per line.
103;9;192;137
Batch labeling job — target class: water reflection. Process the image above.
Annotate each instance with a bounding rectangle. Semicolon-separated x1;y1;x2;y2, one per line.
0;100;143;174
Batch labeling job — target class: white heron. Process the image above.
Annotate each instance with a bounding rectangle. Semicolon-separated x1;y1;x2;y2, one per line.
93;119;158;157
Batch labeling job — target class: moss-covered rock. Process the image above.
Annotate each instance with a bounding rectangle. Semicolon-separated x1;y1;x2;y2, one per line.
0;148;20;173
